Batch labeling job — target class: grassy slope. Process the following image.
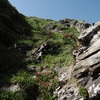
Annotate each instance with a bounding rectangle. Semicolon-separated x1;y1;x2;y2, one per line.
0;0;79;100
24;17;78;67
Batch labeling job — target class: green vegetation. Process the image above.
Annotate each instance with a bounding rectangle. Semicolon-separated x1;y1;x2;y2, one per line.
79;87;89;100
0;0;79;99
36;71;58;100
0;91;26;100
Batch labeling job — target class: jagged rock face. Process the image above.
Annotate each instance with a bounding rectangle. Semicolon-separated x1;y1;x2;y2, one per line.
59;18;90;32
26;41;47;62
53;66;82;100
73;22;100;99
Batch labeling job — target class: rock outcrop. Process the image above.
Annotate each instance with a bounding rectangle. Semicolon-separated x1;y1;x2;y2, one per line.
54;66;82;100
59;18;91;32
26;41;47;62
73;22;100;99
45;18;90;33
54;22;100;100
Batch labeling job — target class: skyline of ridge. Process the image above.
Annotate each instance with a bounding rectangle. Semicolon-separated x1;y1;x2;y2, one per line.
8;0;100;24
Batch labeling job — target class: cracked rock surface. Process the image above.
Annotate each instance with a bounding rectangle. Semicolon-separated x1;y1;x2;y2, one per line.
55;22;100;100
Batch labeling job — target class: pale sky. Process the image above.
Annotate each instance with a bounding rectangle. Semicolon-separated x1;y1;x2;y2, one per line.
8;0;100;24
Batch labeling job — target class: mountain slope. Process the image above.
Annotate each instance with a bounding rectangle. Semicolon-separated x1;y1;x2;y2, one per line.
0;0;90;100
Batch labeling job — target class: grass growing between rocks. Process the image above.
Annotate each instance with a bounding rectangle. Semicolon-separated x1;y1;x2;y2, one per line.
0;1;79;99
79;87;89;100
0;29;77;99
0;91;26;100
0;29;77;100
35;45;74;68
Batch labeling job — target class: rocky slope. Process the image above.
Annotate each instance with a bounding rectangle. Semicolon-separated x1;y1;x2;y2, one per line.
73;22;100;99
55;22;100;100
1;0;99;100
